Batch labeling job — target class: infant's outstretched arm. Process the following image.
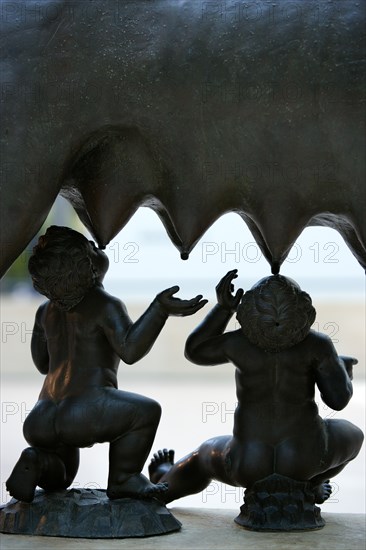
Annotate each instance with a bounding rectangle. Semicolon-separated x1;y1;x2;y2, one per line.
103;288;206;364
314;334;354;411
31;303;49;374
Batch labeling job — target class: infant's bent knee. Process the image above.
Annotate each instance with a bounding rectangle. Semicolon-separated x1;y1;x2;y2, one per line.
23;402;58;448
352;425;364;456
141;398;161;425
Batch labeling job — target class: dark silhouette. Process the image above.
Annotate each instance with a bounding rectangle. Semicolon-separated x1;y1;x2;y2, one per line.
6;226;207;503
1;1;365;278
150;270;363;527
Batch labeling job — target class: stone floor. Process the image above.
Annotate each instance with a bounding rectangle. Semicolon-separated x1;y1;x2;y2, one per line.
1;509;365;550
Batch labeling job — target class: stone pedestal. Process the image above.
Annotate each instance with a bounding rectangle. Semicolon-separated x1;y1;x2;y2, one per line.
235;474;325;531
0;488;181;538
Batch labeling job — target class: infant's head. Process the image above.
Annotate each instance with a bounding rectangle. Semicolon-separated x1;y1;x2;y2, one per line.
236;275;316;352
28;226;107;310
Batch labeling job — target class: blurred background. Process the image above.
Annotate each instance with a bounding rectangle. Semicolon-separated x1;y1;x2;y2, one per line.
1;196;365;512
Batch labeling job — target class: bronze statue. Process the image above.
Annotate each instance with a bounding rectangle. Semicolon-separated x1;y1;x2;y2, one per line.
5;226;207;503
149;270;364;530
1;0;365;278
1;0;364;537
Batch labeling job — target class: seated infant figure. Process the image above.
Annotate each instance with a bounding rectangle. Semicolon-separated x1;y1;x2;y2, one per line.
6;226;206;503
150;270;364;526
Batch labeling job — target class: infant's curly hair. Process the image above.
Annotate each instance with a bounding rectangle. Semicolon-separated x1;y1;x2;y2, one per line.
236;275;316;352
28;226;98;311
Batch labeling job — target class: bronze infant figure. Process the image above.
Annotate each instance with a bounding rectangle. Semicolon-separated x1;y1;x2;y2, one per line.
6;226;207;503
150;270;364;530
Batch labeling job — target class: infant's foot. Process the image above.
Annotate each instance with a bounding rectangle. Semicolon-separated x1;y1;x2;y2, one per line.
312;480;332;504
149;448;175;483
6;448;42;503
107;473;168;500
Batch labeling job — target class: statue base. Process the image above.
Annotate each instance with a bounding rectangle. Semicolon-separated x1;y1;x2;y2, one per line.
234;474;325;531
0;488;181;538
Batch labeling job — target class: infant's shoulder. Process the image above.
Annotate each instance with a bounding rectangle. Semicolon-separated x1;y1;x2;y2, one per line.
224;329;254;354
304;330;337;359
91;287;127;314
306;329;334;348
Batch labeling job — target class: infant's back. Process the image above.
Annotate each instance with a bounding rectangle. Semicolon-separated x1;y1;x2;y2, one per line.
39;289;120;401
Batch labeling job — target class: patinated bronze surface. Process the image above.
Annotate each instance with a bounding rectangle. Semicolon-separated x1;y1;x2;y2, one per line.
0;489;182;538
5;227;206;504
149;270;364;530
1;0;365;277
1;0;364;538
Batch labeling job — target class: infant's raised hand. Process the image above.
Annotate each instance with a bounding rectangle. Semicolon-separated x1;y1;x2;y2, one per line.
216;270;244;313
157;286;208;316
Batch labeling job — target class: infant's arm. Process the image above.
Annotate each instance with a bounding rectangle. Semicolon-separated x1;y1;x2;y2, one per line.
186;270;243;366
31;303;49;374
102;296;169;364
313;333;353;410
185;304;233;365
